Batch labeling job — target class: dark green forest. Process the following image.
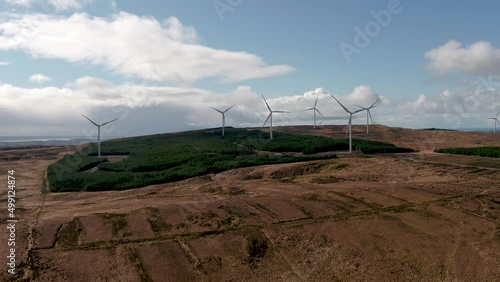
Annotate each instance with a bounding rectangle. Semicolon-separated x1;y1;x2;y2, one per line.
435;147;500;158
48;128;415;192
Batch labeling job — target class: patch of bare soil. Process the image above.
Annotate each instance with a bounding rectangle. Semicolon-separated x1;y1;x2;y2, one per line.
83;154;129;172
273;124;500;152
1;127;500;281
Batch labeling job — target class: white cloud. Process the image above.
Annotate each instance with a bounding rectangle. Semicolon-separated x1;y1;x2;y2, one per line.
267;84;499;129
2;75;498;136
28;73;52;83
0;77;380;135
399;85;500;129
0;60;10;66
256;85;382;127
0;12;295;85
425;40;500;75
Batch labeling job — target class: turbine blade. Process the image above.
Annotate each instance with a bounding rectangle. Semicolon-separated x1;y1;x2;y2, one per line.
314;94;319;107
210;106;223;113
496;111;500;118
355;104;369;110
368;110;374;124
315;109;324;117
370;98;380;108
303;108;314;111
331;95;351;114
224;104;236;113
261;94;272;112
353;108;364;114
101;118;119;126
81;114;98;127
263;113;271;127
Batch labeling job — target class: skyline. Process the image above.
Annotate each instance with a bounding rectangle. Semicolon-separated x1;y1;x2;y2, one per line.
1;0;500;137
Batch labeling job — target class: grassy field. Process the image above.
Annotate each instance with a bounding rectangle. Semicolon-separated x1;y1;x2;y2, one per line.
435;146;500;158
48;128;415;192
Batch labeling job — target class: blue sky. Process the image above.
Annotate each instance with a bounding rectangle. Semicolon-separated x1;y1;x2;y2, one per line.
1;0;500;137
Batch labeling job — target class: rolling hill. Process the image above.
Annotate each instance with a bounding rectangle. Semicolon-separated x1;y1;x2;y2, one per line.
1;125;499;281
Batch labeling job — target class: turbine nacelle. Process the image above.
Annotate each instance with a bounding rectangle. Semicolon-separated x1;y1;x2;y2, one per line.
211;104;236;137
211;104;236;114
355;98;379;134
82;114;118;127
355;98;379;111
261;95;288;139
487;110;500;133
331;95;365;153
82;114;119;157
487;116;500;134
303;94;324;128
262;110;289;127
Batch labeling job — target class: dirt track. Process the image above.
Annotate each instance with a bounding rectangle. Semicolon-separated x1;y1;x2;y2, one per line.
1;126;499;281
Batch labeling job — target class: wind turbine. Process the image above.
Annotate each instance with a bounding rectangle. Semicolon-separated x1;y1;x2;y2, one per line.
331;96;364;153
262;94;288;140
82;114;119;157
303;94;324;128
487;111;500;133
210;104;235;137
356;98;379;134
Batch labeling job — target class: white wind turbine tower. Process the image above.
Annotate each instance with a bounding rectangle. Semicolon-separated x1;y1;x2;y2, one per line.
82;114;119;157
262;94;289;140
331;95;364;153
487;111;500;133
210;104;235;137
303;93;324;128
356;98;379;134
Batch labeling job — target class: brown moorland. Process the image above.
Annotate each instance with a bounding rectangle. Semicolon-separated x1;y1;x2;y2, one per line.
1;125;499;281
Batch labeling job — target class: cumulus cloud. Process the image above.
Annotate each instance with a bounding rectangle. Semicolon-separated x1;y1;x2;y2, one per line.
28;73;52;83
0;77;383;135
399;85;500;129
0;78;208;135
0;60;10;66
425;40;500;75
0;12;294;85
284;84;500;129
401;88;499;115
258;85;382;127
2;75;497;136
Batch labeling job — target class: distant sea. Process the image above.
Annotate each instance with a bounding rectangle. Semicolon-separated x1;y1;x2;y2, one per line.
457;128;491;132
0;136;122;147
0;127;494;148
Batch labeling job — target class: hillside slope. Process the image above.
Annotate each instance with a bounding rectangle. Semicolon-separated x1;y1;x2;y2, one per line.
1;125;500;281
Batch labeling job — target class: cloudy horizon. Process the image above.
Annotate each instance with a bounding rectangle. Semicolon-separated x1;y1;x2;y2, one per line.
1;0;499;137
